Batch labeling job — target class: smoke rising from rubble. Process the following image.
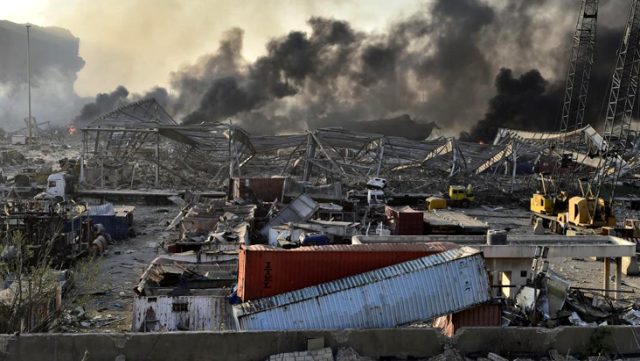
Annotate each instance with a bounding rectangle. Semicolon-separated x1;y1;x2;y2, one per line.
71;0;629;139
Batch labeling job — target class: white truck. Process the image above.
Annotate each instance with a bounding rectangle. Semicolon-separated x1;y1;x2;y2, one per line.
44;172;77;202
366;177;387;206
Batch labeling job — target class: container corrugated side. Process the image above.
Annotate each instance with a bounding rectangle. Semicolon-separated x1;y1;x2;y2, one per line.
237;242;460;301
133;294;235;332
233;246;490;330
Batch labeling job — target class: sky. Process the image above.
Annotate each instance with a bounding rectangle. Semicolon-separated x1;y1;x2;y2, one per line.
0;0;423;96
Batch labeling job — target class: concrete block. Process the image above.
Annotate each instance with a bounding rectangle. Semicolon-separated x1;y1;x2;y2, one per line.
487;352;508;361
307;337;324;351
268;347;334;361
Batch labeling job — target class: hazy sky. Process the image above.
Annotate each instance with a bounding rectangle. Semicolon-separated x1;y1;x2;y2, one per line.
1;0;424;96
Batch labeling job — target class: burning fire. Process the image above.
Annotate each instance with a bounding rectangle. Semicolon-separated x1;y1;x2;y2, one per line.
67;124;77;135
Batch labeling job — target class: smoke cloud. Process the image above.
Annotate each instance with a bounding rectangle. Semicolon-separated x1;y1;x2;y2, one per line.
0;20;85;131
65;0;630;138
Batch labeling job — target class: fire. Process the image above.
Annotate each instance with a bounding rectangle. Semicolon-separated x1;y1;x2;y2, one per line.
67;124;77;135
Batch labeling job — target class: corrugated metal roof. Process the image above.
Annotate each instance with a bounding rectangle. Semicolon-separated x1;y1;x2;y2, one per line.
244;243;459;253
260;194;319;236
233;247;490;330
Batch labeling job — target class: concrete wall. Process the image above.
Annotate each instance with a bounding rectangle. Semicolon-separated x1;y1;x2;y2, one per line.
0;327;639;361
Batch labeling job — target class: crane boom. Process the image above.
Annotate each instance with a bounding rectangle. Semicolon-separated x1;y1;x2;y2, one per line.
559;0;599;140
592;0;640;203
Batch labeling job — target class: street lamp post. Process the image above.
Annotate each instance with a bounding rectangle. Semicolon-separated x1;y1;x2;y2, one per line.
26;24;32;145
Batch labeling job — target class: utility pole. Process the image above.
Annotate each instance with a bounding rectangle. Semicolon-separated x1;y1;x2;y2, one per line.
26;24;32;145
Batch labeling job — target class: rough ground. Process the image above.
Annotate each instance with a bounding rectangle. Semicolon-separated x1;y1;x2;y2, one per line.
63;204;178;333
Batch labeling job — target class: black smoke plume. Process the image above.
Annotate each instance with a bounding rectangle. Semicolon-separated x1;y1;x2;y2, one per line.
461;25;624;142
73;86;129;124
70;0;629;139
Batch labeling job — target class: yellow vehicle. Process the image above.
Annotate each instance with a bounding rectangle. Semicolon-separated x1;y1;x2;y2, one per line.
557;196;616;228
447;185;474;207
426;196;447;211
530;191;568;215
425;185;474;210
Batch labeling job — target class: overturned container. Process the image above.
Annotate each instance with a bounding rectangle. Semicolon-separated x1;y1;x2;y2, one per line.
237;243;459;301
233;246;491;330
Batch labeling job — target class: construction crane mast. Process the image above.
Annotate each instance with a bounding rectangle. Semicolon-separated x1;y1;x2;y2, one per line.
559;0;599;138
531;0;599;219
592;0;640;203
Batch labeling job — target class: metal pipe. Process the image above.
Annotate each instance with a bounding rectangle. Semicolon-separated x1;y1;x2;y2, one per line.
569;286;635;293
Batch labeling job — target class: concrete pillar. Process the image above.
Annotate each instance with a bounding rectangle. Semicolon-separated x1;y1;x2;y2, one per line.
491;271;501;297
603;257;610;298
302;133;316;182
155;130;160;188
615;257;622;300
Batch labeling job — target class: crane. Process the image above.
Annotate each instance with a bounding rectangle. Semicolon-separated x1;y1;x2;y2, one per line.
531;0;599;220
555;0;640;230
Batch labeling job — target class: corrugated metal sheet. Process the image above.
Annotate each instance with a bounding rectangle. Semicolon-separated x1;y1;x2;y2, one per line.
87;203;115;216
233;247;490;330
238;243;459;301
260;194;318;236
133;294;236;332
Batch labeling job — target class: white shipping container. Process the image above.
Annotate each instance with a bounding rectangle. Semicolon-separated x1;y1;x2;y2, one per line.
233;246;490;330
133;293;236;332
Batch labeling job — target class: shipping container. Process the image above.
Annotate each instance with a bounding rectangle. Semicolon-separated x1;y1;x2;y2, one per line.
133;292;236;332
433;302;502;337
233;247;491;330
87;205;134;240
385;206;424;235
238;242;459;301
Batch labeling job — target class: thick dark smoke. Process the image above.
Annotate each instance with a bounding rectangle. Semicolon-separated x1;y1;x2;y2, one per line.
0;20;85;130
73;86;129;124
461;69;563;142
179;0;498;132
461;25;624;142
69;0;630;138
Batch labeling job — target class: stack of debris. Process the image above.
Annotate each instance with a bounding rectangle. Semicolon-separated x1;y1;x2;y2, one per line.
164;198;256;253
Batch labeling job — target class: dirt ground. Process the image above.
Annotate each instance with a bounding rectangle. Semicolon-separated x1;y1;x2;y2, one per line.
63;204;179;333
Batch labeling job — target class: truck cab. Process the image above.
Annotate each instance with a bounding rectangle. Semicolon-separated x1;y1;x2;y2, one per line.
448;185;474;206
46;172;77;202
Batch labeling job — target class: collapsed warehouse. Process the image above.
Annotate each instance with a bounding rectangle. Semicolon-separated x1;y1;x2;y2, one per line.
6;0;640;360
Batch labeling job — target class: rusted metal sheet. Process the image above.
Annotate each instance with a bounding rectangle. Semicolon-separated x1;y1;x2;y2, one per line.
385;206;424;235
233;247;490;330
133;293;236;332
237;242;459;301
434;302;502;337
229;177;287;202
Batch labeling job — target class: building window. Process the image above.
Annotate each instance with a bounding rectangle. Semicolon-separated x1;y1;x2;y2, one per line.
172;303;188;312
520;270;527;278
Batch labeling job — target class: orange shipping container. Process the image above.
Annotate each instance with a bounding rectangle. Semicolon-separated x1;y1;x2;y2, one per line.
238;243;459;301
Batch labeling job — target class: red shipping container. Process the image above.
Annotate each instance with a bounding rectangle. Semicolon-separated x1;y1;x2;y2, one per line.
238;242;459;301
385;206;424;235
